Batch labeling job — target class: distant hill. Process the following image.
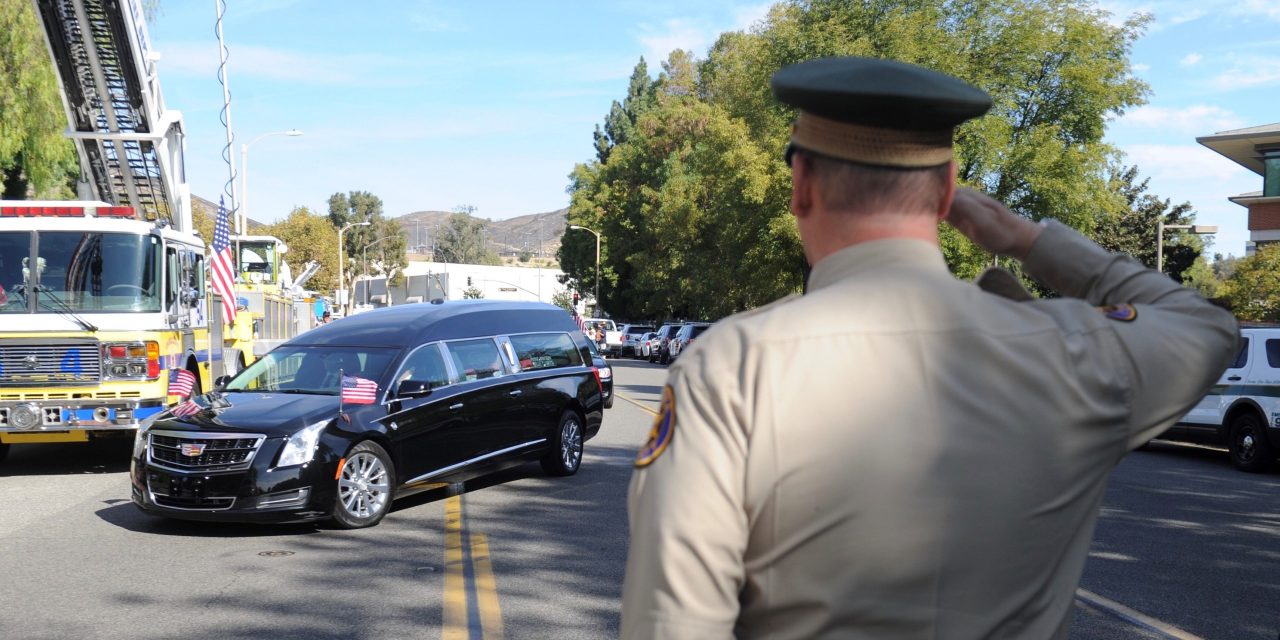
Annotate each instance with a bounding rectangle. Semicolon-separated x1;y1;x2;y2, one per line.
397;208;568;259
192;194;270;231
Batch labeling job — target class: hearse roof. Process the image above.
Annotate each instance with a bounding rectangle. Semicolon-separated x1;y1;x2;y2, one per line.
292;300;580;348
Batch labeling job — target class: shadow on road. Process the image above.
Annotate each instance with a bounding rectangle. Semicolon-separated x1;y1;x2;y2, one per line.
0;438;132;476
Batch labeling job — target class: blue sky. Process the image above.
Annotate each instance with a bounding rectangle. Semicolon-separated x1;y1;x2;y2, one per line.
145;1;1278;258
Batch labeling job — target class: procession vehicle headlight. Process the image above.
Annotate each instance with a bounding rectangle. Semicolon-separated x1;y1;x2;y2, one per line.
103;341;161;380
276;420;329;468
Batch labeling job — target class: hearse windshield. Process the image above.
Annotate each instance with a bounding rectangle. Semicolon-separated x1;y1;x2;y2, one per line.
225;345;398;395
0;231;161;313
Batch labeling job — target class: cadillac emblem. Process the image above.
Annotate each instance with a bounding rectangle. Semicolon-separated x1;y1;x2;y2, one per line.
180;443;206;457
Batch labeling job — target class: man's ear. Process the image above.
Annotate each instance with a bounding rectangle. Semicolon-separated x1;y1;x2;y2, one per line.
937;160;958;221
790;153;813;219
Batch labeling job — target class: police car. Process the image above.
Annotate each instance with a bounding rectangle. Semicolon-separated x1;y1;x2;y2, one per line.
1160;325;1280;472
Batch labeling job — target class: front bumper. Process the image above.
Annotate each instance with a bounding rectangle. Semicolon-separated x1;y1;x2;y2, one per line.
0;398;165;433
130;432;340;524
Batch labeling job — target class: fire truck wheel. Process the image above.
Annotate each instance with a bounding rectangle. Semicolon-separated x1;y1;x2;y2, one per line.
0;443;8;464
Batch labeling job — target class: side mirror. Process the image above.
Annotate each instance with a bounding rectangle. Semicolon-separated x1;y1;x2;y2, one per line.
396;379;432;399
213;375;231;389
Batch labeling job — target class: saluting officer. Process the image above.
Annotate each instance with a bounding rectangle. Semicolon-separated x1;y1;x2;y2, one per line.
620;57;1238;639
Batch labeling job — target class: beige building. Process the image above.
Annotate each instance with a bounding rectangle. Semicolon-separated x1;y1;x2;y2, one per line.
1198;123;1280;254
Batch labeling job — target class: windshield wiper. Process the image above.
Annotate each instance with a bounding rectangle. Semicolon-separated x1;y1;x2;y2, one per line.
32;285;97;331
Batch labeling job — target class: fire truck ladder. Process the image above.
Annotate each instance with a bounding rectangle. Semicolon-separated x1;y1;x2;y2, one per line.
32;0;192;232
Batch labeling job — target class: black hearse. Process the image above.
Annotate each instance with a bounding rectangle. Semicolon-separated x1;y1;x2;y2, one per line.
130;300;606;528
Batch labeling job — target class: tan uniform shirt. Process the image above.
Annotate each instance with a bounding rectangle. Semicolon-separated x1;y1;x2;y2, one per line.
621;221;1238;639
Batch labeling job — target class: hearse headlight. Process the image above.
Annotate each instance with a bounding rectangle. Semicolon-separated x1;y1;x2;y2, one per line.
276;420;329;468
132;415;159;458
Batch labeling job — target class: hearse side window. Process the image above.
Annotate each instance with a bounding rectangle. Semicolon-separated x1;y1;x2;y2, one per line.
398;343;452;390
444;338;506;381
1232;338;1250;369
509;332;582;371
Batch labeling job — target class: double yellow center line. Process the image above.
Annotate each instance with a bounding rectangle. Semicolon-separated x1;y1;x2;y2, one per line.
443;495;504;639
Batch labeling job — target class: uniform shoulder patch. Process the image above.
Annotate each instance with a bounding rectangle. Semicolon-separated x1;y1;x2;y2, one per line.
635;385;676;468
1097;303;1137;322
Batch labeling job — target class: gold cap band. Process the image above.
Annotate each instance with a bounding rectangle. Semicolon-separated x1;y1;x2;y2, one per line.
790;112;954;168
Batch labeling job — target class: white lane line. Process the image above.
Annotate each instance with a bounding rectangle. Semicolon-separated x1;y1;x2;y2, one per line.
1075;589;1205;640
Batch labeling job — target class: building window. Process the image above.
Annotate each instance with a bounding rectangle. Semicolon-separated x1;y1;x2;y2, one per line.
1264;150;1280;197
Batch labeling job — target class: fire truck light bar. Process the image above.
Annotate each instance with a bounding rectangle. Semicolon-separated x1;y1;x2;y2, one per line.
0;206;136;218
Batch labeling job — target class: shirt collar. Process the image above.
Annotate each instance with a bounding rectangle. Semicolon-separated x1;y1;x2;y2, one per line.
807;238;950;292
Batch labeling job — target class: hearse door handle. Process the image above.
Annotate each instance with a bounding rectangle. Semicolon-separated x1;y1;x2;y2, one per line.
508;389;523;397
1227;376;1242;381
449;403;464;410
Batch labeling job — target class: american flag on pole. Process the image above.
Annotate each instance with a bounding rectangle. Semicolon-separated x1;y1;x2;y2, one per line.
572;309;585;332
210;197;237;325
341;375;378;405
168;368;196;399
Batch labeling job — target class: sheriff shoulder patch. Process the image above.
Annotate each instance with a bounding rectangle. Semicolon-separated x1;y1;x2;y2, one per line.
1097;303;1138;322
635;385;676;468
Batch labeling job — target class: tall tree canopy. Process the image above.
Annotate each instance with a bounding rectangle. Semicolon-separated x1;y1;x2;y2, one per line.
435;212;501;266
327;190;405;302
1219;245;1280;323
562;0;1155;321
0;0;77;199
265;206;341;294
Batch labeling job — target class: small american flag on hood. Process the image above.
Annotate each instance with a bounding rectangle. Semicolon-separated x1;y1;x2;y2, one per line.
170;399;201;418
169;368;196;399
341;375;378;405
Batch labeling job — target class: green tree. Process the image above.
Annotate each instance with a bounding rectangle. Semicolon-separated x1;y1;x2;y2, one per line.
0;0;77;199
550;289;574;312
327;191;404;305
436;211;500;265
1219;245;1280;323
264;206;340;294
1093;164;1206;283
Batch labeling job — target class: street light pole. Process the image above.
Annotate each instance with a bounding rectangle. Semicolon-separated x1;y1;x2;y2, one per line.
239;129;302;232
569;225;601;313
338;220;371;312
1157;221;1218;273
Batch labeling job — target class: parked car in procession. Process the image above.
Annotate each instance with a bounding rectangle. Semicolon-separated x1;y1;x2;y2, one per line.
1159;324;1280;472
667;322;712;363
618;324;655;358
130;301;606;529
649;323;684;364
585;339;613;408
638;332;658;360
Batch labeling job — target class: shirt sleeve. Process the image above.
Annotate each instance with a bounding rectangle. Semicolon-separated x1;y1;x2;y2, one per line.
1022;220;1239;449
620;338;749;639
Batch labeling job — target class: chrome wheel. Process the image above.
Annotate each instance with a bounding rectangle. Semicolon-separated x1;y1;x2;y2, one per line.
338;451;391;519
561;418;583;471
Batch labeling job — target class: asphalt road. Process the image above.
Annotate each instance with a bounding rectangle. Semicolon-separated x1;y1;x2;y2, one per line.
0;357;1276;639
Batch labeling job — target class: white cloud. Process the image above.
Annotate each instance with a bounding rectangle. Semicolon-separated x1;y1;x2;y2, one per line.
1212;56;1280;91
1132;63;1151;72
1117;105;1245;134
1233;0;1280;21
1120;144;1249;183
1179;53;1202;66
637;19;712;63
155;42;417;87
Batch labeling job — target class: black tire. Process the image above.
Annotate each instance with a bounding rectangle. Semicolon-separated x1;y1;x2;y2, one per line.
541;411;584;476
0;442;8;464
331;440;396;529
1228;412;1276;473
660;349;670;365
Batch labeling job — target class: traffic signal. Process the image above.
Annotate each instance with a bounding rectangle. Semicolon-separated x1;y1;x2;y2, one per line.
467;277;472;286
573;292;579;304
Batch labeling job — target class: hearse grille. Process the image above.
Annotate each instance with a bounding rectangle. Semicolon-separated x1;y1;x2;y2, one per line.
148;432;265;471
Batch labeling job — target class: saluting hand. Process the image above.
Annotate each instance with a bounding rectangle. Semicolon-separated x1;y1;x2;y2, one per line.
946;187;1043;261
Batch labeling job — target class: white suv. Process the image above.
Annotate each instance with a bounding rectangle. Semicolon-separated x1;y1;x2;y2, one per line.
1162;325;1279;472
